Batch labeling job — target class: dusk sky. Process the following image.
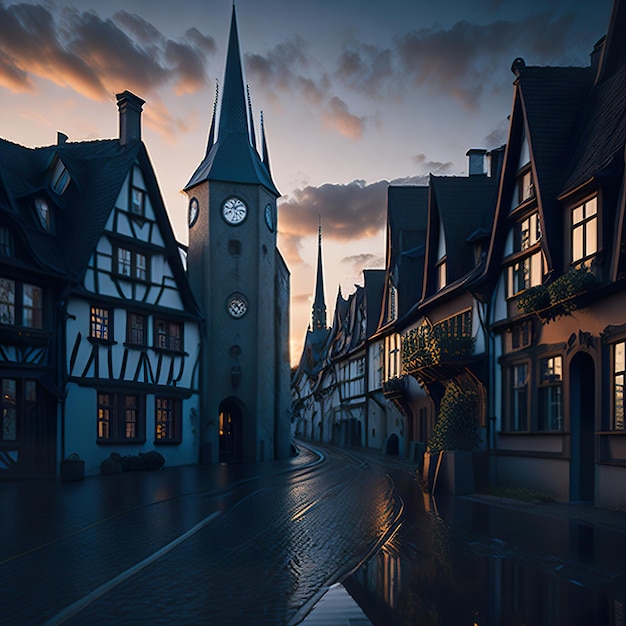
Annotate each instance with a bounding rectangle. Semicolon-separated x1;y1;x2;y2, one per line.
0;0;613;363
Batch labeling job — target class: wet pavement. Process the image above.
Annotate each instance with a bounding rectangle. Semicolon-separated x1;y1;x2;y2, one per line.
1;441;625;625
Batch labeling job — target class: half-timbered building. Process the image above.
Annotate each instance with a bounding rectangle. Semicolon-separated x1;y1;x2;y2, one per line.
0;91;203;477
478;0;626;506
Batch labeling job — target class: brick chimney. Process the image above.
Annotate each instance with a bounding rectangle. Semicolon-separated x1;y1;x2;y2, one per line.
116;91;145;146
466;148;487;176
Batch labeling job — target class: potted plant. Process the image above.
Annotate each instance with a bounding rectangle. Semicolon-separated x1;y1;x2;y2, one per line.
60;452;85;482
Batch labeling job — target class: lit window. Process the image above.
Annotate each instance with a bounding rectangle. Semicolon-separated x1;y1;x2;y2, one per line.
90;306;111;341
518;169;534;204
507;252;544;297
571;196;597;263
510;363;528;431
97;393;144;442
614;341;625;430
50;158;70;194
155;397;181;442
538;356;563;430
517;212;541;252
155;319;183;352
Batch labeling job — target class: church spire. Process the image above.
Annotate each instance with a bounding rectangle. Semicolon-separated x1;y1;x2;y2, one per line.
311;219;327;332
218;4;248;139
184;4;279;195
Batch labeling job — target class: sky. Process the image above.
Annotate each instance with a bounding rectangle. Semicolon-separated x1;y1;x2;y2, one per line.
0;0;614;364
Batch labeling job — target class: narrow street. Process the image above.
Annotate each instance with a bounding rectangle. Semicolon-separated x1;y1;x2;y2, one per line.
2;441;625;625
1;443;402;625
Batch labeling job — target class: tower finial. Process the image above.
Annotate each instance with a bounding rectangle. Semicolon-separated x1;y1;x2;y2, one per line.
205;79;219;156
247;84;257;151
311;219;327;332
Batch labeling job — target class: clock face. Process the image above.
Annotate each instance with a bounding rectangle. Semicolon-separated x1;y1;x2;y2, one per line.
222;197;247;225
227;293;248;318
264;203;274;232
188;197;199;227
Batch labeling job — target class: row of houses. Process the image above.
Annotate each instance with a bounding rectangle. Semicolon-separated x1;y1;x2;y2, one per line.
292;0;626;507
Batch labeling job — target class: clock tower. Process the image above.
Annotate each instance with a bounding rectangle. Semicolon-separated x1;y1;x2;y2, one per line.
184;6;291;463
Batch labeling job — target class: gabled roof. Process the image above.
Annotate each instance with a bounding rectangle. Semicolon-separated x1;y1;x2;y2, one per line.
184;6;278;196
428;174;498;287
377;185;429;331
0;134;201;316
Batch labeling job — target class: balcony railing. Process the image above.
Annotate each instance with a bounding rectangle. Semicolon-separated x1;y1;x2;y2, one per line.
401;316;475;375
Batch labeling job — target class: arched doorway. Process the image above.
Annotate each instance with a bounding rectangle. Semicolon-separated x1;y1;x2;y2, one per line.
218;398;244;463
569;352;595;502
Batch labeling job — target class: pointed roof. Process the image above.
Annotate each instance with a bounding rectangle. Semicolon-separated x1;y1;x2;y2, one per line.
185;6;278;196
311;220;327;332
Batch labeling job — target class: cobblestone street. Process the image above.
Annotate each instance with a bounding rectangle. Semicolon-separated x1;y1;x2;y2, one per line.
1;443;402;625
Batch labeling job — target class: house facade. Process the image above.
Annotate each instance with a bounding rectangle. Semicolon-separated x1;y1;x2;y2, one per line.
0;93;202;478
477;0;626;506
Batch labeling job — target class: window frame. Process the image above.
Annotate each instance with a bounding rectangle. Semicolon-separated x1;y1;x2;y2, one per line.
0;278;43;329
155;397;182;443
50;158;71;195
90;305;113;343
570;195;598;265
613;341;625;431
97;392;146;444
517;166;535;205
126;311;147;346
114;245;149;282
507;362;529;431
154;318;184;353
537;355;563;431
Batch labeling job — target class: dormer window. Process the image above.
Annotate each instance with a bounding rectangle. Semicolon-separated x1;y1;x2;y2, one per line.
516;212;541;252
571;196;597;264
50;158;70;194
131;187;145;216
518;168;534;204
34;197;50;231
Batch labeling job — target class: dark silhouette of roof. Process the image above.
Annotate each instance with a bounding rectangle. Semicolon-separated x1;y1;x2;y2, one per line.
428;174;498;286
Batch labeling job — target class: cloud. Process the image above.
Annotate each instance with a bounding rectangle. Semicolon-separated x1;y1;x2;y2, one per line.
484;118;509;148
245;40;366;138
413;153;455;175
322;96;366;139
341;253;384;270
394;12;580;109
0;2;215;103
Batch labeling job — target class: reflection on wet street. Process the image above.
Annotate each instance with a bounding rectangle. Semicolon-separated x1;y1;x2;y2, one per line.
342;469;626;626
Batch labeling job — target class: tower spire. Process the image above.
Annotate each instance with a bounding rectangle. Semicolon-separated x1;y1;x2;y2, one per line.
247;84;257;151
218;4;248;139
205;80;219;156
311;218;327;332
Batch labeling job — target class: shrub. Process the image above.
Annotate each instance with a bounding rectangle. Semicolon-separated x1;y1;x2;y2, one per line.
428;380;482;453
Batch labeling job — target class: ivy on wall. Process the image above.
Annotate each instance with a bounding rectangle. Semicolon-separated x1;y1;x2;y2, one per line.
516;265;597;322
